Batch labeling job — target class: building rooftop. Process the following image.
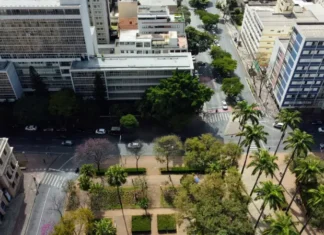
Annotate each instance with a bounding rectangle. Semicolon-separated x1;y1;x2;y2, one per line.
138;5;168;15
296;23;324;38
71;53;194;70
0;0;75;7
137;0;177;6
118;17;138;30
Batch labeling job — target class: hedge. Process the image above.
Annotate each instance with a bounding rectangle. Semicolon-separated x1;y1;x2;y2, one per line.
132;215;151;233
96;167;146;176
157;214;176;233
160;167;204;174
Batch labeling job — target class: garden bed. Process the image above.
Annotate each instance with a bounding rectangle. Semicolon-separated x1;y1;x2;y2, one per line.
160;186;178;208
160;167;204;174
157;214;177;234
132;215;152;234
96;168;146;176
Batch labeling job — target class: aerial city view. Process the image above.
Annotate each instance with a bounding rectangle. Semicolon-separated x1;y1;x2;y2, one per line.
0;0;324;234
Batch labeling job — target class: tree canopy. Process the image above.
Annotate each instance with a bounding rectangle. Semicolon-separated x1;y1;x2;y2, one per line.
120;114;139;129
185;26;214;55
176;6;191;24
212;57;237;76
195;10;219;30
189;0;209;9
139;71;213;129
221;77;244;97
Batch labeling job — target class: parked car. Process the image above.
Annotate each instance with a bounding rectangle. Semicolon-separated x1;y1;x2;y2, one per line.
320;143;324;152
127;142;142;149
43;127;54;132
25;125;37;131
95;128;106;135
222;100;228;110
318;127;324;133
61;140;73;146
108;126;121;136
273;122;284;129
311;120;323;125
56;127;67;132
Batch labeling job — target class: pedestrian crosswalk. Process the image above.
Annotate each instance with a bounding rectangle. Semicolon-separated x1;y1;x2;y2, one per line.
249;141;266;151
41;173;66;188
201;112;231;123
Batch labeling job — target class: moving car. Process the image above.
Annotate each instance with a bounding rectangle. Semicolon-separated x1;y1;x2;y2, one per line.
43;127;54;132
25;125;37;131
311;120;323;125
127;142;142;149
95;128;106;135
318;127;324;133
61;140;73;146
222;100;228;110
109;126;121;136
273;122;284;129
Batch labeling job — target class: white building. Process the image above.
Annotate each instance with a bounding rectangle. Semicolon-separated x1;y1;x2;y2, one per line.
70;53;194;99
0;0;98;92
88;0;111;44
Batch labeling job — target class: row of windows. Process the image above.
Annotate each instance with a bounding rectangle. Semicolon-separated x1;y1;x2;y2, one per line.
298;58;324;63
291;80;322;85
1;54;82;59
286;94;316;99
109;93;143;98
302;50;324;55
108;85;151;91
0;46;86;54
0;19;82;28
0;9;80;16
296;65;324;70
288;87;319;92
107;78;161;84
305;41;324;46
284;101;313;105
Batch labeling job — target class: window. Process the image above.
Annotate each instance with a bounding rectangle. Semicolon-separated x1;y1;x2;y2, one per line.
302;50;310;55
316;81;322;85
305;41;314;46
136;50;142;54
144;42;150;47
121;50;124;53
296;66;303;70
294;74;301;78
291;81;305;85
136;42;143;47
306;81;315;85
3;149;7;155
289;88;303;91
300;58;311;63
310;66;319;70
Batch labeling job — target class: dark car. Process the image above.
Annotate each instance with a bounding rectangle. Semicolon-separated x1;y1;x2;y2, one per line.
311;120;323;125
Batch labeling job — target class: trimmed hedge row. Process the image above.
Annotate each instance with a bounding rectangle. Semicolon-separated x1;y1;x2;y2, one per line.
157;214;176;233
160;167;204;174
96;167;146;176
132;215;151;233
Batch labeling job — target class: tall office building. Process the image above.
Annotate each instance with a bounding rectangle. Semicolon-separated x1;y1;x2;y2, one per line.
267;23;324;109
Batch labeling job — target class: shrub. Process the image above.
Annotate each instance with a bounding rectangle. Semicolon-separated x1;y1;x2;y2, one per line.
66;188;80;210
157;214;176;233
80;164;96;177
162;187;178;207
160;167;204;174
132;215;151;233
97;168;146;176
79;174;91;190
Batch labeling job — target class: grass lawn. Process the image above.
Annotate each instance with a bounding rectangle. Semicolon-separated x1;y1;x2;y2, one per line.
157;214;177;233
132;215;152;233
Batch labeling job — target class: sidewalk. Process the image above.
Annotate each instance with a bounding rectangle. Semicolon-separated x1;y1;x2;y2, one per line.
225;21;279;118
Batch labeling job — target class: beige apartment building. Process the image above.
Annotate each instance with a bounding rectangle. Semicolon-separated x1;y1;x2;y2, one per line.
0;138;23;221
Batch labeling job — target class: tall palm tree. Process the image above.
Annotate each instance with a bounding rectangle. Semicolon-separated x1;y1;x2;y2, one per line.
274;109;301;156
254;181;285;229
105;165;128;235
232;101;262;144
280;129;314;185
237;124;268;175
262;212;298;235
248;149;279;197
286;158;324;214
300;184;324;234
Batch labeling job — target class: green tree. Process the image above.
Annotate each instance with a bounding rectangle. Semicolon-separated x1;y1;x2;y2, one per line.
138;197;149;215
286;158;323;214
237;124;268;175
80;164;96;177
79;174;91;191
195;10;219;30
280;129;314;185
105;165;128;235
177;0;182;7
93;72;106;101
248;149;278;196
120;114;139;129
140;71;213;130
212;56;237;76
29;66;48;96
220;142;243;167
13;95;49;125
263;212;298;235
221;77;244;97
209;46;231;60
232;101;262;128
189;0;210;9
49;88;79;125
300;185;324;234
154;135;183;171
94;218;116;235
127;140;143;171
89;183;106;210
274;109;301;156
185;26;214;55
254;181;285;229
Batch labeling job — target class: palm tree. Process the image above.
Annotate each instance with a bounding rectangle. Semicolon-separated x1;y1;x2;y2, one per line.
300;184;324;234
254;181;285;229
232;101;262;144
237;124;268;175
274;109;301;156
280;129;314;185
286;158;323;214
262;212;298;235
248;149;279;197
105;165;128;235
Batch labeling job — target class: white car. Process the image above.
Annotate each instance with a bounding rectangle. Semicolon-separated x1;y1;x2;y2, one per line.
95;128;106;135
127;142;142;149
273;122;284;129
222;101;228;110
318;127;324;133
25;125;37;131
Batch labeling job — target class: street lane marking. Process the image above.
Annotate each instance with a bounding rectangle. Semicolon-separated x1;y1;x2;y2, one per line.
52;176;59;187
36;188;51;235
59;156;74;170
